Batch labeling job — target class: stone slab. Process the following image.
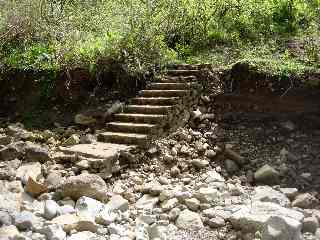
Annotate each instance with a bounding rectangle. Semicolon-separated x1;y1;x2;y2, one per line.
59;143;133;160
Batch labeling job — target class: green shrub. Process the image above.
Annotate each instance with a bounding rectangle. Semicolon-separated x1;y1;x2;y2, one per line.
0;0;319;74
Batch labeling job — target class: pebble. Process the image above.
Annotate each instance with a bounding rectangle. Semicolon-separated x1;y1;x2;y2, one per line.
207;216;226;228
170;166;180;177
176;209;203;230
292;193;319;209
254;164;280;185
42;224;67;240
191;159;209;169
303;216;319;233
225;159;239;174
185;198;200;211
44;200;61;220
13;211;37;231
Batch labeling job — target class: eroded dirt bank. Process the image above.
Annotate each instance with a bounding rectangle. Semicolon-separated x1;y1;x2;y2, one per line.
0;64;320;240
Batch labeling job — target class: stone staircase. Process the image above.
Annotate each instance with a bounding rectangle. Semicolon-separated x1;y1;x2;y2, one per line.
97;65;205;146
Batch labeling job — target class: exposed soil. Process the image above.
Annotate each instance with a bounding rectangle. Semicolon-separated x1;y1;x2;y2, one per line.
0;61;151;128
213;63;320;198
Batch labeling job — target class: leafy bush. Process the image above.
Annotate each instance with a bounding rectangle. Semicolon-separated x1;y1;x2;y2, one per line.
0;0;319;73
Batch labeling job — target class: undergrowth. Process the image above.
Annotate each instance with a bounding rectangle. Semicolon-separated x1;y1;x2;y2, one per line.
0;0;319;81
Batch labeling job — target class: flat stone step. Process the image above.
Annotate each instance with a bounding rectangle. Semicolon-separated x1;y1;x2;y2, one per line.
165;69;200;76
98;132;148;145
147;82;197;90
161;76;197;83
167;64;199;70
140;90;190;98
131;97;179;105
106;122;157;134
125;105;173;114
114;113;167;124
167;63;212;70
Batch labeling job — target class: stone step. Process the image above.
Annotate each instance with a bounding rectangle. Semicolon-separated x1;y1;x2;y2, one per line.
147;82;197;90
98;132;148;145
161;76;197;83
165;69;200;76
167;63;212;70
107;122;156;134
114;113;167;124
125;105;173;114
131;97;179;105
166;64;199;70
140;90;190;98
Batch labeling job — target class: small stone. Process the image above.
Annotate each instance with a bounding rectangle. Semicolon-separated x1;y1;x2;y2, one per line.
161;198;179;211
0;210;13;226
225;159;239;174
75;114;97;125
185;198;200;211
58;173;108;201
207;216;226;228
51;213;97;233
136;195;159;210
224;148;245;165
0;225;21;239
75;196;105;217
80;134;97;144
159;190;174;202
230;201;304;234
44;200;61;220
63;134;80;146
16;162;42;184
136;214;157;225
292;193;319;209
261;215;302;240
25;144;50;162
25;177;48;197
175;191;192;202
254;164;280;185
253;186;290;207
46;172;63;189
148;224;169;240
106;195;129;212
95;210;117;226
68;231;96;240
225;183;240;196
170;167;180;177
60;205;76;215
42;224;67;240
176;209;203;230
14;211;37;231
191;109;202;121
280;188;299;200
158;177;169;185
281;121;295;131
169;208;181;221
303;216;319;233
196;188;219;203
149;185;164;196
108;223;125;235
163;154;174;163
205;150;217;159
75;160;90;170
205;170;225;183
59;198;75;208
191;159;209;169
0;180;24;214
31;232;47;240
301;172;312;181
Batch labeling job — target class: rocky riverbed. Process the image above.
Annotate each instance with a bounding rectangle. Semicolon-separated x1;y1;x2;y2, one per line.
0;105;320;240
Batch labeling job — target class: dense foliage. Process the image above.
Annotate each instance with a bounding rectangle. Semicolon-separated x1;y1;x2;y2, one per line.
0;0;319;76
